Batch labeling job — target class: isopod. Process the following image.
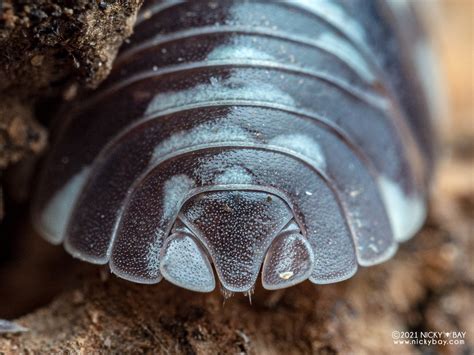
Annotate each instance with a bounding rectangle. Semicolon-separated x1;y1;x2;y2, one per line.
32;0;437;293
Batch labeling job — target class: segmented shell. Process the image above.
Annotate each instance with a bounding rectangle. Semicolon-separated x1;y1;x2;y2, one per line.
32;0;436;293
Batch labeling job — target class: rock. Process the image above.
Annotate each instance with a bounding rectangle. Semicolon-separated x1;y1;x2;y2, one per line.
0;0;143;93
0;0;142;220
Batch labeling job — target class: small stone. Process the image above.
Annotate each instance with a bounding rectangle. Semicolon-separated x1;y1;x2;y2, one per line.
72;290;84;304
142;10;152;20
104;337;112;347
63;84;78;101
89;310;100;324
30;55;44;67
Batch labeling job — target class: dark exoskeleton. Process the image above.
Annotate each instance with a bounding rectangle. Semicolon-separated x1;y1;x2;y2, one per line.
33;0;439;293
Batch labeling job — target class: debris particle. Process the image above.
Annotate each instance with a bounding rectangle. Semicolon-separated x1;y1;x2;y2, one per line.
89;310;100;324
63;84;78;101
278;271;294;280
350;190;362;197
98;1;108;10
142;10;152;20
30;55;44;67
104;337;112;348
72;290;84;304
0;320;28;334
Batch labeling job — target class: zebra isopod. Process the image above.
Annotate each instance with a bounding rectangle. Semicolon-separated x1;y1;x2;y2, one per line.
32;0;437;293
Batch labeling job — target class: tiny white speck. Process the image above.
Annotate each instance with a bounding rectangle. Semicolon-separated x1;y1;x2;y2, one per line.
350;190;361;197
142;10;152;20
305;191;313;196
279;271;294;280
368;244;379;253
152;65;158;71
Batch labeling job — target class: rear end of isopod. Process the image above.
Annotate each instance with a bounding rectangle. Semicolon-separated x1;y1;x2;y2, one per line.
32;0;437;294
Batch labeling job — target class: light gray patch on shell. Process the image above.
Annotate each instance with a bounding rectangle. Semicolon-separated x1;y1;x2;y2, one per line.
214;166;254;185
291;0;367;50
146;238;163;278
207;37;275;62
40;167;91;243
145;75;295;116
146;175;195;277
226;0;373;83
192;152;239;185
150;118;253;163
160;233;216;292
316;32;374;83
377;176;427;241
269;134;327;171
146;174;196;276
162;175;195;220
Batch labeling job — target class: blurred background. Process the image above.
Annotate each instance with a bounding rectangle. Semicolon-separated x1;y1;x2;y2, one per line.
426;0;473;141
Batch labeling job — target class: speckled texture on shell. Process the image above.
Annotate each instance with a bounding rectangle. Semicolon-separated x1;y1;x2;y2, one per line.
32;0;436;293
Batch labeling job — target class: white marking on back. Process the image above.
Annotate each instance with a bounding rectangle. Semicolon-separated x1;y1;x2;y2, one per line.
207;39;275;62
162;175;195;220
145;76;295;116
41;167;91;243
377;176;426;241
269;134;326;171
150;118;252;163
214;166;253;185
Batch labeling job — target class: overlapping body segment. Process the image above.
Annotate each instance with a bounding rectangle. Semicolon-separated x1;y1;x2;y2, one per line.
32;0;436;293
